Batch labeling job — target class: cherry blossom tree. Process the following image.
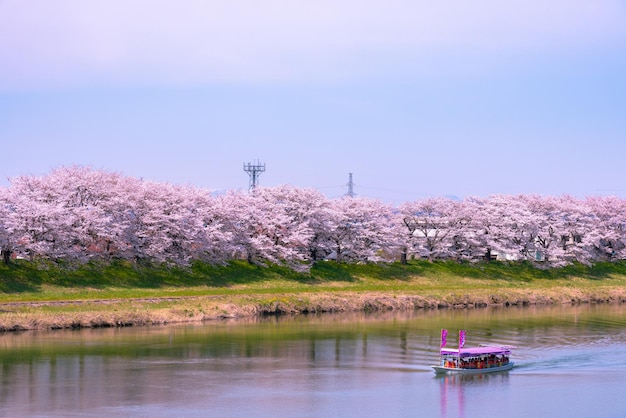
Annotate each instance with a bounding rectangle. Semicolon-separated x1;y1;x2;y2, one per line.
325;196;398;263
584;196;626;261
4;172;72;262
0;186;16;263
495;195;539;262
2;165;626;269
185;188;234;265
44;166;130;262
552;195;593;265
398;197;457;262
219;186;326;270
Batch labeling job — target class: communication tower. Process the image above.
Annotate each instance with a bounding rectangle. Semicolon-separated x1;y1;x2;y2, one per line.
243;160;265;191
346;172;355;197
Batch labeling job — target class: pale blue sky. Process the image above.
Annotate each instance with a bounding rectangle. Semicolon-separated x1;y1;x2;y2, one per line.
1;1;625;203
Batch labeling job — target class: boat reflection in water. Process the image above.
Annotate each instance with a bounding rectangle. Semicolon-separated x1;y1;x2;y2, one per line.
437;369;511;418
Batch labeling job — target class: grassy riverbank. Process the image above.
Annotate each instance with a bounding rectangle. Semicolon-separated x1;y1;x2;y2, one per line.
1;260;625;331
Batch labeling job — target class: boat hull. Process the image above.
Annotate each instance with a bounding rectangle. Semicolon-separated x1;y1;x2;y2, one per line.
432;362;515;375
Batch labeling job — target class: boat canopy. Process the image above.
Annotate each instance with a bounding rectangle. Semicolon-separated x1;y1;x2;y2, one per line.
440;346;512;357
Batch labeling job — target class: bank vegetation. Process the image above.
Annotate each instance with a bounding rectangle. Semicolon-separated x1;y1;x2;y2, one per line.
1;260;625;332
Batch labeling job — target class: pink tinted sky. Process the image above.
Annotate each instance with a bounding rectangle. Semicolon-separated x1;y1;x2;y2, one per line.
1;0;625;203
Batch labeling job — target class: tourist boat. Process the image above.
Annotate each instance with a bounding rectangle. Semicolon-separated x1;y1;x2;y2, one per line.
432;329;515;375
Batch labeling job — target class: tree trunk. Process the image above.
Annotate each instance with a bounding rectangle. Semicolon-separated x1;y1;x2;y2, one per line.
310;248;318;262
2;249;11;265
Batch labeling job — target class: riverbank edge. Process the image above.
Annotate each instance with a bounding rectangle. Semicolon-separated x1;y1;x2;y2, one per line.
2;287;625;332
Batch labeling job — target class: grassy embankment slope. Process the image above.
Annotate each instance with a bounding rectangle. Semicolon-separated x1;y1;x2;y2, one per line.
1;260;625;331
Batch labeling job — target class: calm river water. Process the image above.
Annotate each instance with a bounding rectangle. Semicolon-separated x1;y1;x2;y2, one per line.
1;304;626;418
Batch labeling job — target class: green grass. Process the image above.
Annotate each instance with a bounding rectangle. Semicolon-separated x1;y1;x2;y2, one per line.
1;259;625;331
1;259;626;303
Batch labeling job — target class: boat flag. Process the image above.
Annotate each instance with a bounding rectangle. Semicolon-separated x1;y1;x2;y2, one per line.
459;329;466;348
440;329;448;348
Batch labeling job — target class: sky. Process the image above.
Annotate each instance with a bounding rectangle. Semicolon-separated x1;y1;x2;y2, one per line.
1;1;625;204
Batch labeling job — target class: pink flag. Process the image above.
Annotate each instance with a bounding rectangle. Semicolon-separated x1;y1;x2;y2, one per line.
440;329;448;348
459;329;466;348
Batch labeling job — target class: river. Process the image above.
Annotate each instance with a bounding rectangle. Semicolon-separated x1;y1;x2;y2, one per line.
1;304;625;417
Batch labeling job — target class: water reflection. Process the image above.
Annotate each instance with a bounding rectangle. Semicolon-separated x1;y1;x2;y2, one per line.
1;304;625;417
438;372;512;418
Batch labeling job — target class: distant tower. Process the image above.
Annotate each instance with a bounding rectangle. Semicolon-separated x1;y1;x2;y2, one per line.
346;172;355;197
243;160;265;191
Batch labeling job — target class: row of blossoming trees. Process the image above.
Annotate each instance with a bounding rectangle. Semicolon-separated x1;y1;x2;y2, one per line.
1;166;625;269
